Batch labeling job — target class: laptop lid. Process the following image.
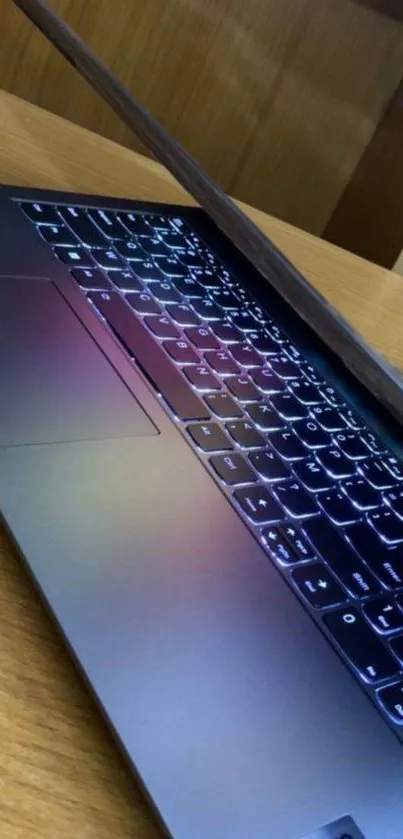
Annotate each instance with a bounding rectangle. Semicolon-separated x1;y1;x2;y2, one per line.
11;0;403;424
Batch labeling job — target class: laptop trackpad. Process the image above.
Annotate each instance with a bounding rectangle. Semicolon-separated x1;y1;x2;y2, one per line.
0;277;158;446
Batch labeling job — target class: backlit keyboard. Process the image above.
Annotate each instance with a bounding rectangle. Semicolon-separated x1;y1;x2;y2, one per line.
20;199;403;731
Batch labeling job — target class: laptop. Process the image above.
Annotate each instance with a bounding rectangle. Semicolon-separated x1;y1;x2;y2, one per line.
3;4;403;839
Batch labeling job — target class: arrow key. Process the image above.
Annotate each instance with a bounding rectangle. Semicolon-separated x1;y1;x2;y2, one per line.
292;562;347;609
234;486;284;524
279;523;314;561
262;527;301;565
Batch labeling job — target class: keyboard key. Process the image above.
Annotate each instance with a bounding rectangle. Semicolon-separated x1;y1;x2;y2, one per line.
368;510;403;545
334;432;369;460
265;322;287;343
148;215;173;233
364;598;403;634
166;304;200;326
248;450;290;482
248;331;280;356
191;298;222;321
140;236;170;258
191;267;221;288
341;478;381;511
72;268;110;290
227;376;261;403
292;563;346;609
319;385;344;407
271;356;302;380
227;287;251;306
359;459;395;489
279;523;313;560
273;481;318;518
310;406;347;431
178;249;206;269
210;453;256;486
384;489;403;519
159;232;186;250
21;201;59;224
389;636;403;663
270;393;307;420
181;228;206;245
250;368;284;393
54;246;94;267
88;209;128;239
88;291;209;421
303;518;380;598
144;315;180;339
283;344;304;364
316;447;355;478
58;206;106;246
377;681;403;722
164;339;199;365
303;365;323;386
184;365;221;391
188;422;232;452
118;212;152;237
269;431;307;461
292;459;333;492
317;489;359;525
126;291;162;315
109;269;144;291
214;266;236;287
360;431;386;456
205;393;242;419
288;380;321;405
156;256;189;277
92;247;126;270
341;407;364;431
262;527;299;565
185;326;219;350
228;310;260;331
230;343;263;368
345;522;403;589
38;223;78;246
210;289;241;309
205;350;239;376
323;608;398;682
115;240;147;261
172;276;203;297
247;302;267;324
131;261;165;282
292;419;331;450
383;456;403;481
245;403;284;431
226;421;265;449
213;321;243;343
234;486;284;524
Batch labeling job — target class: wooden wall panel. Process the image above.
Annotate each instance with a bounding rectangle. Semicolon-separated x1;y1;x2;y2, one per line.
324;77;403;268
1;0;403;235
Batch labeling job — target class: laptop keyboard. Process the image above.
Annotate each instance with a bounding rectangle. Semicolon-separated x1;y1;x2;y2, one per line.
20;199;403;730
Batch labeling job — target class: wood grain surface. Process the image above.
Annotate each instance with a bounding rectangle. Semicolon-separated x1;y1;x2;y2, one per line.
2;0;403;235
1;89;403;838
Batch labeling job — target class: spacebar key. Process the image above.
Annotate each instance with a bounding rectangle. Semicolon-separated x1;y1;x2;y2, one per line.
88;291;210;420
323;607;398;682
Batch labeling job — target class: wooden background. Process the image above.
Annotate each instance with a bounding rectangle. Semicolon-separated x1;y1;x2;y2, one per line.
1;0;403;237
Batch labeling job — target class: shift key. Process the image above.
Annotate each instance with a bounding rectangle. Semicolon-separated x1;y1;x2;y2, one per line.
303;518;380;598
88;291;210;421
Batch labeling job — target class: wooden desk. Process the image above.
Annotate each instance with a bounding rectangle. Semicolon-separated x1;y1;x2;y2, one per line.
1;89;402;839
